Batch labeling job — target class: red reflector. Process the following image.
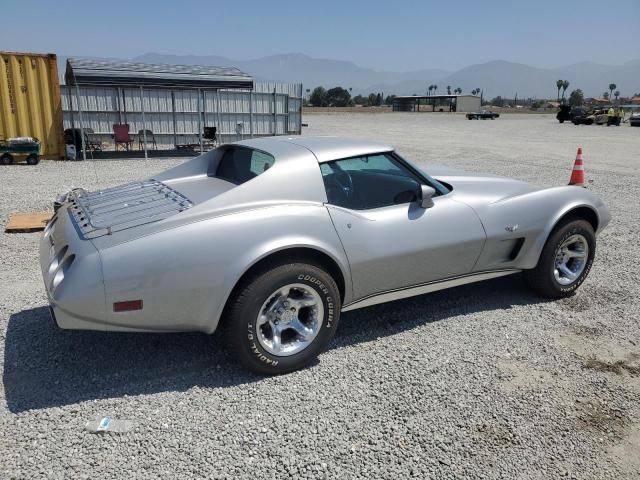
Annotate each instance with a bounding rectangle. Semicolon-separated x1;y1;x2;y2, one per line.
113;300;143;312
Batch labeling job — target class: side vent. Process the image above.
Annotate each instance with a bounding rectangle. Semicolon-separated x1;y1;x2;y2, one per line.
509;238;525;261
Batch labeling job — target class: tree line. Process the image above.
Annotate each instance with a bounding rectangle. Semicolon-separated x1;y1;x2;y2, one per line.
308;81;634;109
308;87;397;107
308;84;477;107
555;79;628;107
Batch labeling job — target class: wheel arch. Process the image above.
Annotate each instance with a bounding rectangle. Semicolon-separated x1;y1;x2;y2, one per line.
553;205;599;232
215;245;349;332
522;203;600;270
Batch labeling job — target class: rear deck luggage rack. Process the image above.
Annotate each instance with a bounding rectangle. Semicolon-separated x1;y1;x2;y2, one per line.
68;180;193;239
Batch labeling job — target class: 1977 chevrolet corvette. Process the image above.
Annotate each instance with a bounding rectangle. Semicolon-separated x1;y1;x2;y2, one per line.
41;136;610;373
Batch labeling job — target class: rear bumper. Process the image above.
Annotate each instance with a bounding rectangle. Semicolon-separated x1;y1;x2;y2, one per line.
40;206;109;331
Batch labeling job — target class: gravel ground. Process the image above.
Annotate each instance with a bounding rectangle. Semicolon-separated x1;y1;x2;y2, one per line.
1;113;638;479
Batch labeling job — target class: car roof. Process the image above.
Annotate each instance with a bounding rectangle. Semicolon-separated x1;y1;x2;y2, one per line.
235;136;393;163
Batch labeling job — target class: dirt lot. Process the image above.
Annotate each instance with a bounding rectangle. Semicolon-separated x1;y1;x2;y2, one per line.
1;113;638;479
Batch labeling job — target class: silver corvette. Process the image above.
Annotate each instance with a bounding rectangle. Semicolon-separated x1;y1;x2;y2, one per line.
41;136;610;373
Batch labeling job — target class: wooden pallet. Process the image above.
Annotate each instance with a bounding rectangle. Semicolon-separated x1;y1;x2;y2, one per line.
5;212;53;233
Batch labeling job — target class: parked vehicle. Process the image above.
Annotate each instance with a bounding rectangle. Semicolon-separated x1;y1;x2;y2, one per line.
42;137;610;373
569;107;594;125
467;110;500;120
0;137;40;165
629;108;640;127
556;105;595;124
556;105;572;123
592;109;609;125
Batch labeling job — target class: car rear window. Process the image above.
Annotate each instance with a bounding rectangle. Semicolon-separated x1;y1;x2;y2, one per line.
212;147;275;184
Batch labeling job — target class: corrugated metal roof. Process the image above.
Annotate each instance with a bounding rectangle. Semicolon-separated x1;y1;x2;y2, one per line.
65;58;253;89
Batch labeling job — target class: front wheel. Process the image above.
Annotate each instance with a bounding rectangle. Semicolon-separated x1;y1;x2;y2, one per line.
524;219;595;298
224;262;341;374
26;154;39;165
1;153;13;165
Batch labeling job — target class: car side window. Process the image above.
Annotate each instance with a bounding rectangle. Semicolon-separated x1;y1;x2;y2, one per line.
213;147;275;184
321;153;422;210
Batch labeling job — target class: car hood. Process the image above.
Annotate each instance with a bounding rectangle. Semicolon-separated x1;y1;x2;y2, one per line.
424;164;540;206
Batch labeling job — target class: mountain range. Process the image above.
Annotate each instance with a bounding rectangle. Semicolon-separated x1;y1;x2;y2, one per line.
59;53;640;99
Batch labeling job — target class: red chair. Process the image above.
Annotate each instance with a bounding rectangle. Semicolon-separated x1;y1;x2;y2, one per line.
113;124;133;151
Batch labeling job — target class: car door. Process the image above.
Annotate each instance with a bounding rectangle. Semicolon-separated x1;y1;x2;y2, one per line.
321;153;486;301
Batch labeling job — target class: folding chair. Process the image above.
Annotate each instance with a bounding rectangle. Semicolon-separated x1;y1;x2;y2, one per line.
137;129;157;150
203;126;218;150
113;124;133;151
84;128;102;152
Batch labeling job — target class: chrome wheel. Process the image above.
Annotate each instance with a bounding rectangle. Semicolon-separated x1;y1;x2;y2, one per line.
256;283;324;357
553;234;589;286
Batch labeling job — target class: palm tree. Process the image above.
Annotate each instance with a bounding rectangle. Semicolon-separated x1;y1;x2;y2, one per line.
603;92;609;100
455;87;462;95
556;79;564;102
561;80;570;101
428;85;433;96
447;85;451;95
433;85;438;95
609;83;616;101
614;90;620;102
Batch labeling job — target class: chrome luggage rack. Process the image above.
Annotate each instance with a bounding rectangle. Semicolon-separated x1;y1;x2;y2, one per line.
67;180;193;239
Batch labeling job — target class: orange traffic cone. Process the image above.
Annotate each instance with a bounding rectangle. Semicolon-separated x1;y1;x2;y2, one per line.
568;147;586;187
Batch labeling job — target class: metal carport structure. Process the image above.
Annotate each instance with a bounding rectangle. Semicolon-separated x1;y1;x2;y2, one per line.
64;58;301;160
392;94;481;113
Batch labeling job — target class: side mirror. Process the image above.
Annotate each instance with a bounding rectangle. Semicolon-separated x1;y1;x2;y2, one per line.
420;185;436;209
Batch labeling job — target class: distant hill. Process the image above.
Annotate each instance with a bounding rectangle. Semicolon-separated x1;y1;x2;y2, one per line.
132;52;449;93
57;52;640;99
440;60;640;99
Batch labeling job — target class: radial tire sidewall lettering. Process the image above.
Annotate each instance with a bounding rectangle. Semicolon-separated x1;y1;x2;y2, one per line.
242;266;340;371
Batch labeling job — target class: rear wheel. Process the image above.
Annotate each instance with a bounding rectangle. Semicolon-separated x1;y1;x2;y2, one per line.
524;219;595;298
1;153;13;165
26;154;39;165
224;262;341;374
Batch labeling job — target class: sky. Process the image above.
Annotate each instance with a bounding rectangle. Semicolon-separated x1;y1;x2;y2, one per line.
1;0;639;72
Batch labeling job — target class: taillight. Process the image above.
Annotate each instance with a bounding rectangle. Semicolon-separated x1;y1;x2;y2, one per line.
113;300;143;312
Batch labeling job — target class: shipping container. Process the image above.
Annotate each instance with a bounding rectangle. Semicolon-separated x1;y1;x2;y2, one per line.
0;51;64;158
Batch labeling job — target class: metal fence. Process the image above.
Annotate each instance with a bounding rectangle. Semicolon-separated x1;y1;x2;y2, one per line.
61;82;303;152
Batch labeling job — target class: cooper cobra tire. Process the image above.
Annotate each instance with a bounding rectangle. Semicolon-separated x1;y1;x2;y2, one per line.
224;262;341;374
524;219;595;298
